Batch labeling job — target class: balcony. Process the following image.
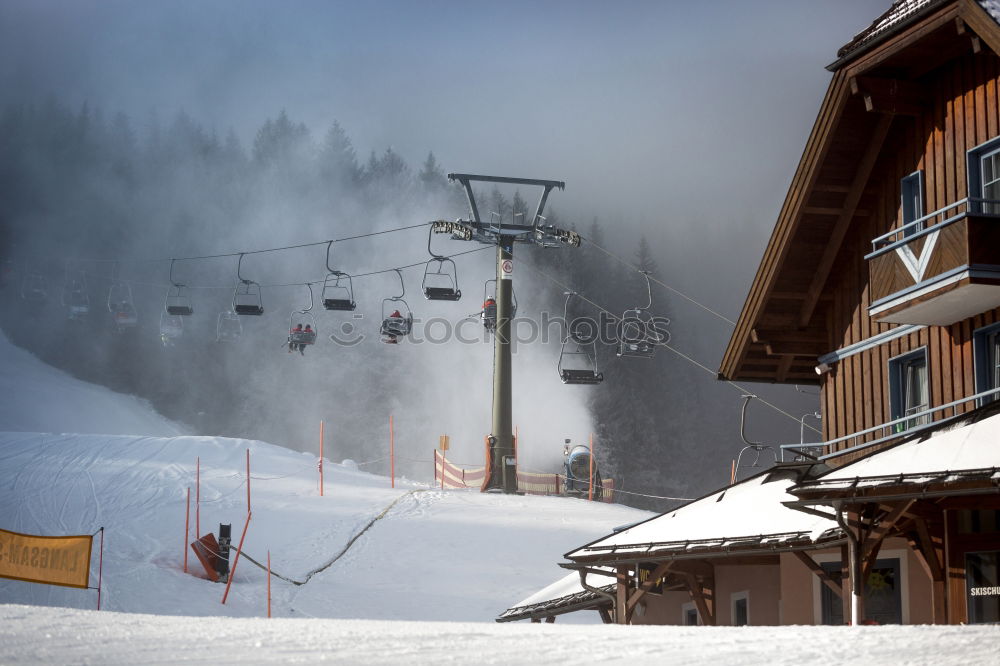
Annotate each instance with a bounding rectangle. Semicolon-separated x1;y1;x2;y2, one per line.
866;198;1000;325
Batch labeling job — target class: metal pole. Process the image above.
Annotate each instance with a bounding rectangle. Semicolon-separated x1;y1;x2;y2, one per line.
489;236;516;492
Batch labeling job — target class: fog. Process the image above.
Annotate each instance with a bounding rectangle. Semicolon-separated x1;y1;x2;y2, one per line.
0;0;890;505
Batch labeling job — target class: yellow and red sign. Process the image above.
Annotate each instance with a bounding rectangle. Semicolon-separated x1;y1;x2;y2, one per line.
0;528;92;589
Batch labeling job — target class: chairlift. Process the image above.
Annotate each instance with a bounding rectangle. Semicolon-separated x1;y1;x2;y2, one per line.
422;226;461;301
20;271;47;305
165;259;194;316
616;271;668;359
159;311;184;344
216;310;242;343
482;278;516;332
286;284;318;352
61;269;90;321
558;293;603;385
733;395;778;482
232;253;264;316
107;270;138;330
380;269;413;344
321;241;356;311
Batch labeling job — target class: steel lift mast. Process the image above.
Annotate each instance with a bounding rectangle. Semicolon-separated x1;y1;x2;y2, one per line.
432;173;580;493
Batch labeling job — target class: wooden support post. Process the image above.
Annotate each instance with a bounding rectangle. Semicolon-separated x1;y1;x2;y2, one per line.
840;544;851;624
184;487;190;573
615;567;629;624
221;511;252;605
626;561;673;616
390;414;395;489
319;420;325;497
682;572;715;626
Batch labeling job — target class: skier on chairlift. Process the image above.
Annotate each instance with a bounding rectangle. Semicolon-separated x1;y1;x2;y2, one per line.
384;310;402;344
482;297;497;330
289;323;303;353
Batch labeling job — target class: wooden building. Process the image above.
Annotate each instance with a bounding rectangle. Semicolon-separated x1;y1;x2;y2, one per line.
499;0;1000;627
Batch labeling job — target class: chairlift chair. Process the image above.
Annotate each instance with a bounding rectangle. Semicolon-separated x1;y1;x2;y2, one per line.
558;294;603;385
159;311;184;343
232;253;264;316
165;260;193;316
62;279;90;320
216;310;242;343
287;284;318;348
20;272;47;305
380;269;413;344
321;241;357;311
616;271;668;359
107;281;138;330
422;226;461;301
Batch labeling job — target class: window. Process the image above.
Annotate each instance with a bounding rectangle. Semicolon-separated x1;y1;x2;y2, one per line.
681;602;700;626
967;137;1000;214
732;592;749;626
901;171;924;237
974;323;1000;405
821;558;902;625
966;551;1000;624
889;349;929;432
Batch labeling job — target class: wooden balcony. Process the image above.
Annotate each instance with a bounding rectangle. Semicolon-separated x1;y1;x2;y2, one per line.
867;198;1000;325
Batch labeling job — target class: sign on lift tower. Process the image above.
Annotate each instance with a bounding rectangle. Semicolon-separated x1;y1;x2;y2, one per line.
432;174;580;493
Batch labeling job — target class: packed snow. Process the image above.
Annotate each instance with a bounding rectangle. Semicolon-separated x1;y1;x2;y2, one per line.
1;330;996;664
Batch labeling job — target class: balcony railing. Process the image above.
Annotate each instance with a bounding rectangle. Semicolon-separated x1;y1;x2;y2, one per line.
867;197;1000;258
780;385;1000;462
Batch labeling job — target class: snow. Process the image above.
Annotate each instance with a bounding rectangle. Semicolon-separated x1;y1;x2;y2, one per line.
3;605;999;666
816;411;1000;481
1;328;997;664
567;469;837;559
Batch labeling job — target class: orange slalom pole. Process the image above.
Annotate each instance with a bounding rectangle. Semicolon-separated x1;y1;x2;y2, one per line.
246;449;251;514
588;432;594;501
390;414;395;489
221;511;252;605
184;487;190;573
267;550;272;618
319;420;325;496
196;457;200;538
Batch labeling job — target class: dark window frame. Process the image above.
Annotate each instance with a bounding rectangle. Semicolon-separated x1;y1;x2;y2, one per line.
888;347;929;432
901;170;924;237
973;322;1000;406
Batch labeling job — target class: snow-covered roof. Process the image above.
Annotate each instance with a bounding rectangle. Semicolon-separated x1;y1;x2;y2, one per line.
792;410;1000;499
831;1;1000;71
496;570;613;623
565;468;840;562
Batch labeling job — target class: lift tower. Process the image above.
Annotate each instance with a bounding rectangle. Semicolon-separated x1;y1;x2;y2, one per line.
432;174;580;493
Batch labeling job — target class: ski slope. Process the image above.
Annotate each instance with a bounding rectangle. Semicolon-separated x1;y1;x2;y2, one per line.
1;332;996;665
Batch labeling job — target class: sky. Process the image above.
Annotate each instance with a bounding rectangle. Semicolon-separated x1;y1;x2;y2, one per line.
0;0;891;228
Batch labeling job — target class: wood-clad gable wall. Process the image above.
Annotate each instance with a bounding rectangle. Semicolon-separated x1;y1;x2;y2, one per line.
822;46;1000;448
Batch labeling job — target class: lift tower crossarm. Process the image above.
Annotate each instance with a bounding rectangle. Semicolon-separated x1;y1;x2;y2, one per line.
448;173;565;231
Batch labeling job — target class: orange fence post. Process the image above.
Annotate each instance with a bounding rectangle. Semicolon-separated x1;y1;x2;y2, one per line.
319;420;325;497
221;511;252;605
196;456;200;539
588;432;594;502
267;550;272;618
441;449;446;490
246;449;251;514
184;487;190;573
730;459;736;485
389;414;395;489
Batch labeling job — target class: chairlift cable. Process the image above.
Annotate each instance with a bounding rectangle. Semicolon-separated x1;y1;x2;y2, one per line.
518;259;821;435
578;233;737;326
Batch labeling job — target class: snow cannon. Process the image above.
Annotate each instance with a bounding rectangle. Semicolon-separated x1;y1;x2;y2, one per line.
563;444;602;500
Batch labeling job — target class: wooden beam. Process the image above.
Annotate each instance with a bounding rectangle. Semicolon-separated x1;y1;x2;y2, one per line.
598;608;612;624
776;355;796;383
862;500;915;577
797;114;893;327
626;562;673;617
960;0;1000;59
913;517;944;581
793;550;843;598
765;342;826;357
682;572;715;626
753;327;827;344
